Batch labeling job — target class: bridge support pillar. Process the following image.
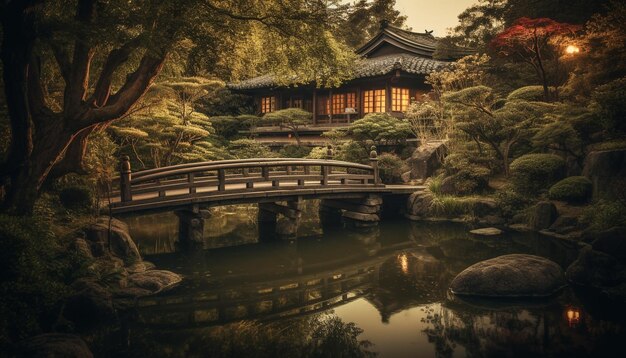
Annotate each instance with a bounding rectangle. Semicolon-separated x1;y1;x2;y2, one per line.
320;194;382;228
175;206;210;250
258;198;303;239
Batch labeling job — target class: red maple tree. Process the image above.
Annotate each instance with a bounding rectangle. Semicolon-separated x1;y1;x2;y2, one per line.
491;17;581;101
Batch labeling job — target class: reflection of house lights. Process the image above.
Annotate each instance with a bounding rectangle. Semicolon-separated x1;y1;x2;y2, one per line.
399;254;409;274
566;307;581;327
565;45;580;55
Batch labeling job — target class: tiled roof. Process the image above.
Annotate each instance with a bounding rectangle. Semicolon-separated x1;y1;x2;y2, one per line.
228;24;474;91
228;54;450;90
355;53;449;77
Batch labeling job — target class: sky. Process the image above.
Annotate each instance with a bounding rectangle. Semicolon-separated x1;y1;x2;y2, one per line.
393;0;477;36
342;0;478;37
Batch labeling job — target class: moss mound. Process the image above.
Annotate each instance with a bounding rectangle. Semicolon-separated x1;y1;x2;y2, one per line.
548;176;592;203
510;154;566;195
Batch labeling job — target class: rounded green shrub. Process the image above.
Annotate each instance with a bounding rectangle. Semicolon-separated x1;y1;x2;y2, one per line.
377;153;408;184
279;145;311;158
510;154;566;195
59;185;93;210
548;176;592;203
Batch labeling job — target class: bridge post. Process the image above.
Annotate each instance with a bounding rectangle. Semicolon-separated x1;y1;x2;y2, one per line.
217;169;225;191
321;145;333;186
175;205;209;250
370;146;381;185
119;155;132;202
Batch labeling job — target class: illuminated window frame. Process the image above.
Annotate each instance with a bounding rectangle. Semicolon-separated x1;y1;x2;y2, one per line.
331;94;345;115
364;89;386;113
392;88;410;112
260;96;275;114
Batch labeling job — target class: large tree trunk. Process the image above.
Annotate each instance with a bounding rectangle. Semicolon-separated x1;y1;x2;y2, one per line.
3;120;74;214
0;2;38;201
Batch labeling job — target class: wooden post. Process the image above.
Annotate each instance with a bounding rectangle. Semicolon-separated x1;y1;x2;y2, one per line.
328;89;333;124
243;167;253;188
370;146;381;185
322;145;333;186
120;156;132;202
312;89;317;125
218;169;225;191
385;81;392;113
188;173;196;194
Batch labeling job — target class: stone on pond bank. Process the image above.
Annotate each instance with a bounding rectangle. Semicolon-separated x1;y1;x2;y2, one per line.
128;270;182;294
83;217;141;265
528;201;558;230
450;254;566;298
470;227;503;236
18;333;93;358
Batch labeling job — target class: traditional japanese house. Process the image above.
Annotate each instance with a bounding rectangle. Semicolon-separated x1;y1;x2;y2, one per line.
228;22;473;144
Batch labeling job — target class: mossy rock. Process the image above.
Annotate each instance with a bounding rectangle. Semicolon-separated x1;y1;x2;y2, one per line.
548;176;592;203
510;154;566;195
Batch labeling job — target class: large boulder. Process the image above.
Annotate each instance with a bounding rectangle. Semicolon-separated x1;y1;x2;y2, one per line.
18;333;93;358
83;217;141;265
406;191;434;217
583;149;626;199
450;254;566;297
591;227;626;262
566;246;626;288
128;270;182;294
527;201;558;230
407;140;447;180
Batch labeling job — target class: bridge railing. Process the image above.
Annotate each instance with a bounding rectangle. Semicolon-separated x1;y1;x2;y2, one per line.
116;146;382;203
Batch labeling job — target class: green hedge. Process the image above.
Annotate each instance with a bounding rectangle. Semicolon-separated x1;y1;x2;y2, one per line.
378;153;408;184
59;185;93;210
510;154;566;195
548;176;592;203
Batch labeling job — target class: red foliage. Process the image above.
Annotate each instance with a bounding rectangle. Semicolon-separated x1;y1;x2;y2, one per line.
491;17;581;55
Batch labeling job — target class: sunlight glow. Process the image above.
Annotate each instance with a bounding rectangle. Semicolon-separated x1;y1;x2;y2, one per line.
565;45;581;55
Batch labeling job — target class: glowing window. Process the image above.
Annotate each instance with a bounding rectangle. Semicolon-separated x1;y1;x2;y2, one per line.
292;98;303;108
332;94;345;115
364;89;386;113
260;96;275;113
392;88;410;112
346;93;357;110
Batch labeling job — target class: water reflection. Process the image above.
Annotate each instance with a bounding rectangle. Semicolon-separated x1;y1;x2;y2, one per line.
105;204;626;358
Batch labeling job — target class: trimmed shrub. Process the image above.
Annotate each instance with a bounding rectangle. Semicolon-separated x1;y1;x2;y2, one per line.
495;186;533;218
548;176;592;203
335;141;369;164
581;200;626;233
59;185;93;210
209;115;252;139
279;145;311;158
510;154;566;195
507;86;546;101
377;153;408;184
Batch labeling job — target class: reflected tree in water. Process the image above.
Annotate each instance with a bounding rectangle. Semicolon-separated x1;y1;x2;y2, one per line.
96;313;376;358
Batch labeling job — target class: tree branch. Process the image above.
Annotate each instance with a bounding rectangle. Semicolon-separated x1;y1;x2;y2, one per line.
89;36;143;107
64;0;96;117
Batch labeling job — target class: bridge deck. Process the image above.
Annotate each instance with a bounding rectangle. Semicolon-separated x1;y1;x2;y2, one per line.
109;180;423;214
108;157;423;215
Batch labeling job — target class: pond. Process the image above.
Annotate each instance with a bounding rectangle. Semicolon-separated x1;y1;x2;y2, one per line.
94;201;626;357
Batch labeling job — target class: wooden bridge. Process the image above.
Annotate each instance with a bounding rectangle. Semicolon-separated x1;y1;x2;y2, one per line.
109;148;423;244
109;149;421;215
